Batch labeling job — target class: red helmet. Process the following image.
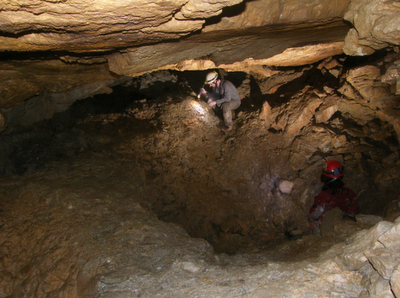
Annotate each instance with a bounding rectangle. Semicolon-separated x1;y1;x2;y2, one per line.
322;160;343;178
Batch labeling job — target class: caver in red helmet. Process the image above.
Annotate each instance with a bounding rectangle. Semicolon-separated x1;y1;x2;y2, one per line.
322;160;343;178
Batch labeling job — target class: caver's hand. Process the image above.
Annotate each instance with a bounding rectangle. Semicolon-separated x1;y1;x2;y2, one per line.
208;101;217;107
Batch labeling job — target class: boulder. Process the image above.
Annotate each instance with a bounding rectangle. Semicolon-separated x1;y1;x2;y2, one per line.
343;0;400;55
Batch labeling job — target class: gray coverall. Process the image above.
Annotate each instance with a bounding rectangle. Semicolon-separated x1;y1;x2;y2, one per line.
208;80;241;128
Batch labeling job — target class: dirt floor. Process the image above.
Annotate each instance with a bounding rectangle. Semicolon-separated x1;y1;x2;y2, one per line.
0;127;388;297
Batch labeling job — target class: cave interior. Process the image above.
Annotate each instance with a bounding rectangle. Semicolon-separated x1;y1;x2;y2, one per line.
1;0;400;297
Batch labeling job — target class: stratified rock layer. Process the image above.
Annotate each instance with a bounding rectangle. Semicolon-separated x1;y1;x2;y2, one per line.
0;0;348;52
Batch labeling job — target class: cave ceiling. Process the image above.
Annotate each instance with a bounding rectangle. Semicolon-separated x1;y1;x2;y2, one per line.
0;0;400;132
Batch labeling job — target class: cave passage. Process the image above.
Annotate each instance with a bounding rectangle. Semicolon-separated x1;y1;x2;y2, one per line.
1;56;400;254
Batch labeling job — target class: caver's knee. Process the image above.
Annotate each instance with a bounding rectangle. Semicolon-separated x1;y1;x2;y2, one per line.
223;108;232;117
222;104;230;114
222;100;240;112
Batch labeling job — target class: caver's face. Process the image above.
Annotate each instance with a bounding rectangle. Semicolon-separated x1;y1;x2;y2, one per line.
209;79;219;88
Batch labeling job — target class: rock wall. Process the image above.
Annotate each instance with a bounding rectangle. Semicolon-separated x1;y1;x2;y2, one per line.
202;0;351;32
0;0;348;52
343;0;400;56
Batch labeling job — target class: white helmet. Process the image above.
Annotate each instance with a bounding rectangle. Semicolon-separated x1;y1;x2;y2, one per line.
205;71;218;84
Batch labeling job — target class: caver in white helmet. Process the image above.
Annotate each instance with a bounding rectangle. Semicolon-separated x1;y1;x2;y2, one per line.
205;71;219;85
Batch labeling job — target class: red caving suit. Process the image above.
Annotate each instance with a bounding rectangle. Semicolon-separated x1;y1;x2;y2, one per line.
308;187;359;226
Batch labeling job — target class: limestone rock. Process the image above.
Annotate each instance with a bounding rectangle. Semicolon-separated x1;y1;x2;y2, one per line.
1;71;400;297
336;60;400;143
382;60;400;95
331;135;347;148
178;0;242;19
203;0;351;32
378;220;400;251
0;0;207;52
338;221;393;270
236;74;251;99
366;270;395;298
255;69;306;95
337;98;375;125
0;60;117;110
259;100;272;128
271;86;324;134
382;62;400;85
391;265;400;298
318;57;340;70
285;95;323;135
356;214;384;226
374;163;400;187
277;179;294;194
3;81;114;131
314;96;339;123
366;247;400;280
288;127;332;170
259;42;345;68
338;82;364;102
0;0;355;116
346;65;389;111
0;112;6;133
343;28;376;56
343;0;400;55
173;259;206;273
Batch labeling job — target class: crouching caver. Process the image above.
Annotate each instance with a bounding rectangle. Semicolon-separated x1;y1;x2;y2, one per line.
199;71;241;132
308;160;359;237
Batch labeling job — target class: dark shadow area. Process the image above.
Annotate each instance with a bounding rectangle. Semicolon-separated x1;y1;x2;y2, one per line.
342;48;391;70
0;50;114;62
203;0;256;27
2;70;236;176
257;65;342;110
0;77;173;176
